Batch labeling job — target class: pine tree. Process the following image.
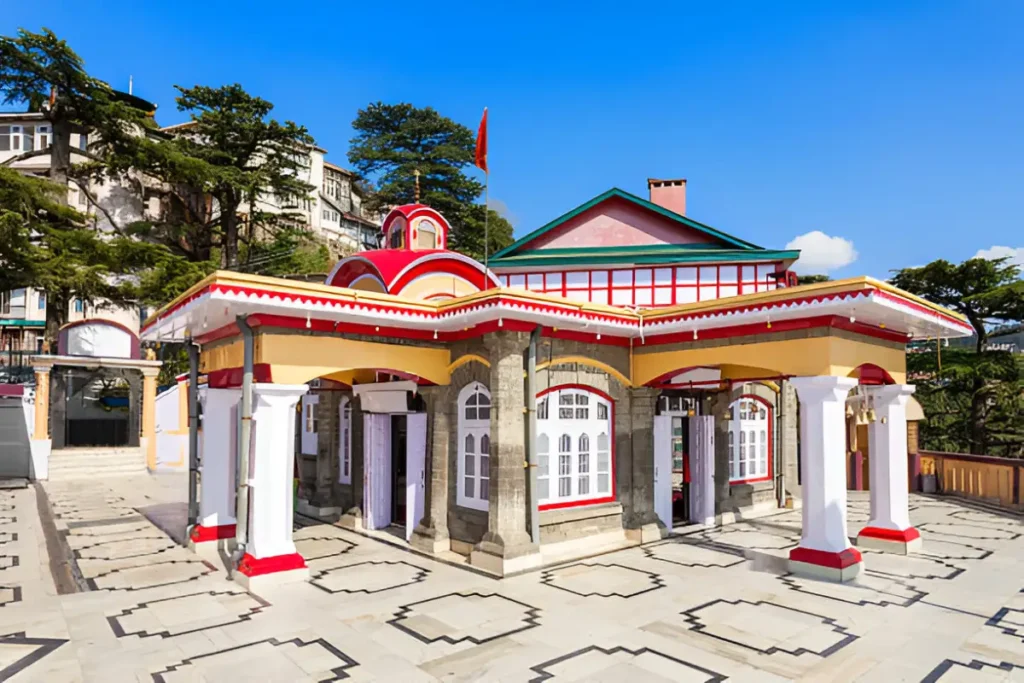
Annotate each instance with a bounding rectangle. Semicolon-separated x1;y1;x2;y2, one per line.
893;257;1024;455
348;102;514;260
0;167;167;339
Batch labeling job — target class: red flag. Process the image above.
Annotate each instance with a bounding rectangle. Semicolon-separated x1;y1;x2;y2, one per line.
474;107;488;174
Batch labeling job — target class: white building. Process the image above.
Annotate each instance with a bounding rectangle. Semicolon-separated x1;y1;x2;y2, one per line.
1;109;381;348
160;123;381;256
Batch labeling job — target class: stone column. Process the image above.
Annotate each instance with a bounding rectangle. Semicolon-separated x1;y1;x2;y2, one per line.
780;380;800;505
857;385;921;554
625;387;666;543
339;396;365;529
189;388;239;557
235;383;309;590
471;331;540;575
32;367;50;440
788;376;862;582
140;369;159;471
411;385;452;554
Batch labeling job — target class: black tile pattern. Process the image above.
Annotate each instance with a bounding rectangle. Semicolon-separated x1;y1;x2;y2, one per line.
0;586;22;607
150;636;358;682
294;535;358;562
689;525;799;550
860;551;965;581
949;509;1024;528
0;631;68;680
642;538;746;569
85;559;217;592
777;574;926;608
310;559;429;595
72;535;178;562
389;592;541;645
528;645;728;683
681;598;858;657
921;658;1024;682
918;522;1021;541
540;562;665;598
107;590;270;639
985;590;1024;643
917;539;993;561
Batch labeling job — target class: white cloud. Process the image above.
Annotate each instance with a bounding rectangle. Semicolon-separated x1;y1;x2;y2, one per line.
785;231;858;274
974;245;1024;269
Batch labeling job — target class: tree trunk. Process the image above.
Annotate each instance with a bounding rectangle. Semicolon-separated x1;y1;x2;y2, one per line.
44;290;69;352
50;118;73;203
220;198;240;269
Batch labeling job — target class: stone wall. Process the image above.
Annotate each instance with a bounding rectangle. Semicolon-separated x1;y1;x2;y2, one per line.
710;382;781;516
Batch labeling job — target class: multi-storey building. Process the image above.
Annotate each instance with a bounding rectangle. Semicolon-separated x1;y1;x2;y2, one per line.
1;107;382;348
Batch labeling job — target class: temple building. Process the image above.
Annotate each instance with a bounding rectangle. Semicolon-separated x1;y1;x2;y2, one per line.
139;178;972;587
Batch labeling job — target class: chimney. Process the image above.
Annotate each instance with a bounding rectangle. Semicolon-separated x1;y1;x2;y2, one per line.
647;178;687;215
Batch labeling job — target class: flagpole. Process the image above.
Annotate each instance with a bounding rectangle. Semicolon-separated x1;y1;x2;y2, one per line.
483;171;490;290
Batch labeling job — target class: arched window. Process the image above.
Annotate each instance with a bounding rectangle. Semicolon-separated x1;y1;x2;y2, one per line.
338;397;352;484
457;382;491;511
389;224;404;249
416;219;437;249
536;386;614;508
728;396;772;483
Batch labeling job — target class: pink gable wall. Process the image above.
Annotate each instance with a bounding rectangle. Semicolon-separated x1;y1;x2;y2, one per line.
530;196;722;250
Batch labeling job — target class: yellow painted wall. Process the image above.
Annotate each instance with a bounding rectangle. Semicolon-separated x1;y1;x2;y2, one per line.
633;334;906;387
399;273;481;300
198;333;452;386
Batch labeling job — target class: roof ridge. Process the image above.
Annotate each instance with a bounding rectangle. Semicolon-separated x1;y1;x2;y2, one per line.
491;187;765;259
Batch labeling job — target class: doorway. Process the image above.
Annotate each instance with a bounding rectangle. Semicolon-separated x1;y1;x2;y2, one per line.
390;415;407;528
362;411;426;541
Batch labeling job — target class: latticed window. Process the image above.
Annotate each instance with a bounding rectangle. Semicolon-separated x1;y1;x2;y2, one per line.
536;387;614;507
457;382;491;511
728;397;771;482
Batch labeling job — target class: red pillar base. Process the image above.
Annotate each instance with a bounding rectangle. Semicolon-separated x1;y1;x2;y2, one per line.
856;526;922;555
187;524;237;558
233;553;309;591
788;546;864;583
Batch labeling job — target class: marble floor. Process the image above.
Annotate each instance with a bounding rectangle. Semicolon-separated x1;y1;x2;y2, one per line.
1;474;1023;681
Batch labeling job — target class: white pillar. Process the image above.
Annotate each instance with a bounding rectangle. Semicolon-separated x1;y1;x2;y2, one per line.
236;383;309;589
789;376;862;582
857;384;921;554
189;388;239;555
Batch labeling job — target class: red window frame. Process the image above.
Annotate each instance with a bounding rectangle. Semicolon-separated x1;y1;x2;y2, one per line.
536;383;616;511
728;393;774;485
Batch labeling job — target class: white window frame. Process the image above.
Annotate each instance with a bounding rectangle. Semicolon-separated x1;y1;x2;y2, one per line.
457;382;491;511
338;397;352;484
536;387;612;507
727;396;770;483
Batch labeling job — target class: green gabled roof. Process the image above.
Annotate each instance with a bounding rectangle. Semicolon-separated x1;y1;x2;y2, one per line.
488;246;799;269
491;187;764;261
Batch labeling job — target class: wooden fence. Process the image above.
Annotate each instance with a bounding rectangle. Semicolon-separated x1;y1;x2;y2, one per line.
919;451;1023;510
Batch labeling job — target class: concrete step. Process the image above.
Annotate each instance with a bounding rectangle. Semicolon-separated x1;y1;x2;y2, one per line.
49;455;146;469
48;447;148;480
48;464;148;480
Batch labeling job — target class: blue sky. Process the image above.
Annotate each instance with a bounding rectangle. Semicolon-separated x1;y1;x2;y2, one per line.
4;1;1022;277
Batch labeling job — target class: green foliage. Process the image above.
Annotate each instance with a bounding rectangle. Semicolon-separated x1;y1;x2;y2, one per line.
0;28;146;190
895;256;1024;457
797;274;831;285
348;102;513;258
449;205;515;263
240;227;332;278
891;258;1023;350
99;83;317;270
0;167;168;336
